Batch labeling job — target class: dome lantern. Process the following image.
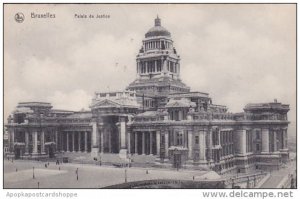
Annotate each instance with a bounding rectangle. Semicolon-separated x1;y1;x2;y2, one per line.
155;16;161;26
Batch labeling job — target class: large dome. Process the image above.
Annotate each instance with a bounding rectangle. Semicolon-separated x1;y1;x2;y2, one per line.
145;17;171;38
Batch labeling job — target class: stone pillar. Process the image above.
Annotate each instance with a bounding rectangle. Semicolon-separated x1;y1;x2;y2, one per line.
145;62;148;74
283;129;287;149
33;131;38;154
12;130;15;150
91;121;98;156
165;132;169;159
25;131;29;155
120;117;126;149
66;132;70;152
55;130;58;152
142;132;145;155
149;132;153;155
274;130;277;152
108;131;112;153
207;128;213;162
78;132;81;152
188;130;193;159
156;131;160;157
100;129;104;154
261;128;269;153
41;131;45;154
127;132;131;154
184;131;188;148
72;132;75;152
85;131;88;152
237;130;246;155
60;133;63;152
199;131;206;161
135;132;138;154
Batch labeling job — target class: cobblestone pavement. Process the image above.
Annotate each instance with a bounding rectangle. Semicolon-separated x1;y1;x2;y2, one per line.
4;160;215;188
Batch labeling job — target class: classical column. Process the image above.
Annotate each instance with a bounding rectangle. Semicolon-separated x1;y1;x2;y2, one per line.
24;131;29;155
207;128;213;162
164;132;169;159
156;131;160;157
72;132;75;152
100;129;104;154
184;131;188;148
66;132;70;152
60;133;63;152
41;131;45;154
78;132;81;152
142;132;145;155
33;131;38;154
55;130;58;152
85;131;88;152
238;130;247;155
91;121;99;154
173;130;176;146
127;132;131;154
120;117;126;149
149;132;153;155
135;132;138;154
274;130;277;152
283;129;287;149
8;129;12;152
108;131;112;153
199;131;206;161
188;130;193;159
261;128;269;153
145;62;148;74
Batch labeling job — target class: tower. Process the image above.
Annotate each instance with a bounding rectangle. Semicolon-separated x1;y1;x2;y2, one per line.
127;17;190;108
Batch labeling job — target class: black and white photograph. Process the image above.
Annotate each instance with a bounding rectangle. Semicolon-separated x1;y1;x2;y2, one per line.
2;2;297;193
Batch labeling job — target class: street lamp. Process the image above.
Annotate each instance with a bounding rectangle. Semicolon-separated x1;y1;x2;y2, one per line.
33;166;35;179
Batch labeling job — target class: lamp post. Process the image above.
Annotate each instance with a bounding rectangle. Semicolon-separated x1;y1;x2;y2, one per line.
33;166;35;179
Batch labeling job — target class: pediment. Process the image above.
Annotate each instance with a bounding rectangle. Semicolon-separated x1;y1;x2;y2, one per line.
91;99;121;109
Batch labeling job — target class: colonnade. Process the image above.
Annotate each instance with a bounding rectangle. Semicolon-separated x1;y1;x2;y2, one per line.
61;131;91;153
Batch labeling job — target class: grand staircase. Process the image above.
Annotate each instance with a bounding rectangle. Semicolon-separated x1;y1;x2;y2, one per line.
55;152;156;167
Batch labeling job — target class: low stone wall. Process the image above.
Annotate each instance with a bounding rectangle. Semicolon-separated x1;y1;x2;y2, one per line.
104;179;226;189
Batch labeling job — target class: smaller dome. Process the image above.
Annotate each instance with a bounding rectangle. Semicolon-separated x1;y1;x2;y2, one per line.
145;17;171;38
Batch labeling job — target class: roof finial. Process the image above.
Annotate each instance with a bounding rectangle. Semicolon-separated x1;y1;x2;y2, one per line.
155;15;161;26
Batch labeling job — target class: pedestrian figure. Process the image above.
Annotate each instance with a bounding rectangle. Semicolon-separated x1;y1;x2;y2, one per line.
59;166;60;170
193;176;195;181
76;168;79;181
146;170;148;174
16;168;18;172
45;163;47;168
48;162;50;166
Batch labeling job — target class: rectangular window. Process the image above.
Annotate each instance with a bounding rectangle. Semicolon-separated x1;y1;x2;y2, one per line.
176;132;183;146
256;131;260;139
256;143;260;151
195;135;199;144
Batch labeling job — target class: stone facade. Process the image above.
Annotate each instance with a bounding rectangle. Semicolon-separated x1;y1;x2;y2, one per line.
5;17;290;174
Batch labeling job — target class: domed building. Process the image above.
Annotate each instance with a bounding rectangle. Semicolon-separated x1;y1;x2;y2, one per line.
5;17;290;175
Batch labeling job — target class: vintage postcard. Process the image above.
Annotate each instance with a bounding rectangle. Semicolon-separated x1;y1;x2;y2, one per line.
2;3;296;192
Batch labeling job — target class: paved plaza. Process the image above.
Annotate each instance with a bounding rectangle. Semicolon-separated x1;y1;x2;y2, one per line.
4;160;220;188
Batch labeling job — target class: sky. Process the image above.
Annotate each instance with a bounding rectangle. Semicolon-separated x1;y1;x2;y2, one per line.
4;4;296;137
